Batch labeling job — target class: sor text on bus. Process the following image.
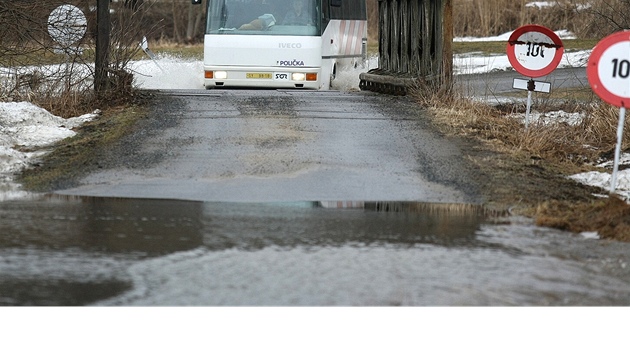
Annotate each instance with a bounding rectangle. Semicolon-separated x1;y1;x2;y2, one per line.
279;43;302;49
277;60;305;66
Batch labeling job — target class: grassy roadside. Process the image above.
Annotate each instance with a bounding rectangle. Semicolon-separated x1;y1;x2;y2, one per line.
411;85;630;242
412;38;630;242
18;101;151;192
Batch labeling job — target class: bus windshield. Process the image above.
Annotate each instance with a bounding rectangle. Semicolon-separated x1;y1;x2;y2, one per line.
206;0;320;36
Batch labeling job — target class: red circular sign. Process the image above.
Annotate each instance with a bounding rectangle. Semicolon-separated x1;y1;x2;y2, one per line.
587;31;630;108
506;25;564;77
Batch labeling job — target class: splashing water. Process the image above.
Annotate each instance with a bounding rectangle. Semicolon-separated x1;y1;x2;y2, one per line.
130;55;205;90
130;54;379;91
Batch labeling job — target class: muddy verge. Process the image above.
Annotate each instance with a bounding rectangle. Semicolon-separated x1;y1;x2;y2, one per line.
425;110;630;242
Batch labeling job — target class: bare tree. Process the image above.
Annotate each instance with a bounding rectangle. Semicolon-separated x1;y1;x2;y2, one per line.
1;1;162;115
577;0;630;37
186;0;205;42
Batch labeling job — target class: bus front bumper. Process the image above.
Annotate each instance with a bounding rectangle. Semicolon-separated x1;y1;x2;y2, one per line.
203;66;321;89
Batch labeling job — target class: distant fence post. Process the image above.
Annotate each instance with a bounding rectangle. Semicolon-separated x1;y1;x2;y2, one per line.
95;0;110;94
360;0;453;95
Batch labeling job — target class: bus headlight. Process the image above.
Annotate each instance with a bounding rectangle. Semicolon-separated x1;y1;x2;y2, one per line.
291;73;306;81
214;71;228;80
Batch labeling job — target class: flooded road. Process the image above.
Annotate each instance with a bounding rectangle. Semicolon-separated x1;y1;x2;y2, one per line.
1;194;629;306
2;89;629;306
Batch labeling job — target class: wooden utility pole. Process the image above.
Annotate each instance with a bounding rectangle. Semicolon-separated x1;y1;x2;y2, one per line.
95;0;110;93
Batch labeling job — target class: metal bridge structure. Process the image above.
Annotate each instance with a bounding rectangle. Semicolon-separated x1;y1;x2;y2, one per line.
359;0;453;95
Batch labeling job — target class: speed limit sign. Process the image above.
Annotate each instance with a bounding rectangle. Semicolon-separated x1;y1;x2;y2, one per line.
507;25;564;77
587;31;630;108
587;30;630;193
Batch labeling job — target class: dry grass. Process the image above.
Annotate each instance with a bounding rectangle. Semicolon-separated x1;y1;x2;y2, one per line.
412;81;626;166
452;0;628;38
536;196;630;242
367;0;630;40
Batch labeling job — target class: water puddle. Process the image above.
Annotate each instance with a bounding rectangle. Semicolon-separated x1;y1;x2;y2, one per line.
1;195;628;305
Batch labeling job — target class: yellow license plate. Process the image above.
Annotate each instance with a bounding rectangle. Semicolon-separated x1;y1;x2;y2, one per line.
246;72;272;79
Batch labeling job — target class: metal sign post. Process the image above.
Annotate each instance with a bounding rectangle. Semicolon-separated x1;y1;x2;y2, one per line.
587;30;630;193
513;78;552;129
507;25;564;129
611;107;627;193
525;79;534;130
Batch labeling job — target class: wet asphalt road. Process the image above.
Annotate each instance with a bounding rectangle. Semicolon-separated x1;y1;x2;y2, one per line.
56;89;481;204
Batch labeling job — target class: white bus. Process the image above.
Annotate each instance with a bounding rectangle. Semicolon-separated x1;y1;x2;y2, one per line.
192;0;367;89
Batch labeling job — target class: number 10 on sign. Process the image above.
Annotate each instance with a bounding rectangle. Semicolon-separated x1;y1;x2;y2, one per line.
612;59;630;79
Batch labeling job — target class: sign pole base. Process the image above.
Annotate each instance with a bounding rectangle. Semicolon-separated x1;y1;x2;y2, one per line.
611;106;627;193
525;79;534;130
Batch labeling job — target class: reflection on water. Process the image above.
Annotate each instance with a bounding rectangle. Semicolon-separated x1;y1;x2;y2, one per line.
199;201;489;251
0;196;488;253
0;195;488;305
0;195;205;255
3;195;628;306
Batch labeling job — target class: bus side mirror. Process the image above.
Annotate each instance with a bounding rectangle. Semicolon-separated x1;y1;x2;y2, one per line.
331;0;341;7
192;0;202;4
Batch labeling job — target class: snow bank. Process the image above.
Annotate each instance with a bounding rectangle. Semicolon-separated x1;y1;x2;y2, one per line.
0;101;99;199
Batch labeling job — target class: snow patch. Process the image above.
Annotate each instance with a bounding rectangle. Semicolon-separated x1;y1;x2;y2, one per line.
508;110;587;126
525;1;591;11
454;29;576;43
580;231;600;240
454;49;590;75
569;169;630;201
0;101;99;199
